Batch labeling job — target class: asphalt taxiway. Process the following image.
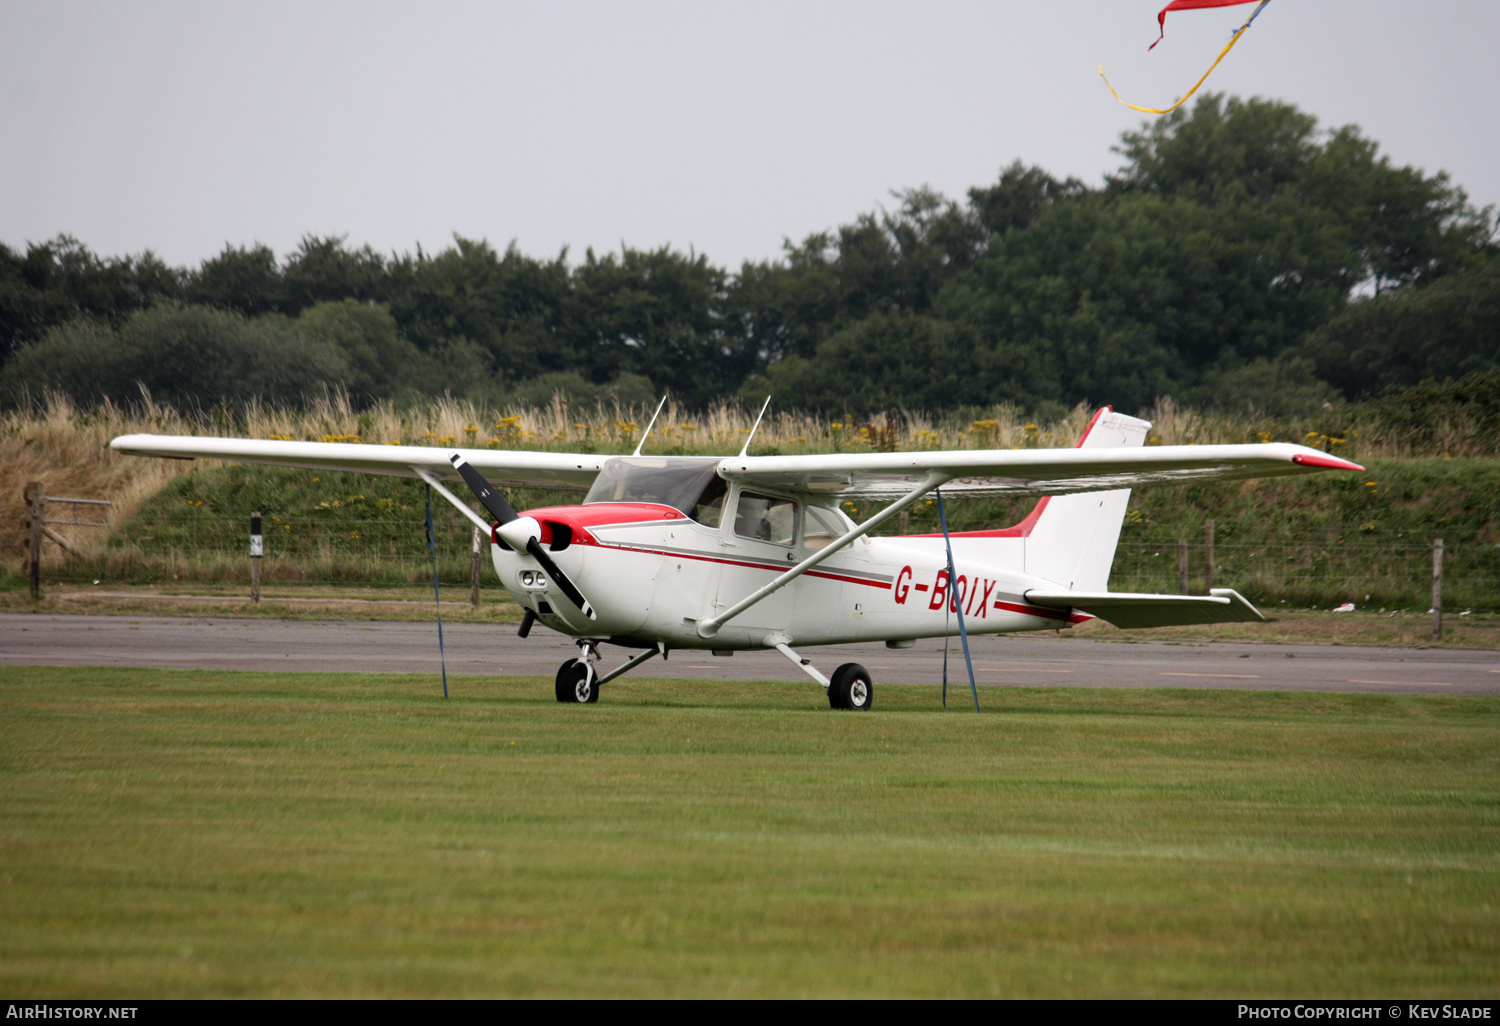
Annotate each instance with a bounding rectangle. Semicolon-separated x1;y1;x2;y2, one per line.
3;613;1498;695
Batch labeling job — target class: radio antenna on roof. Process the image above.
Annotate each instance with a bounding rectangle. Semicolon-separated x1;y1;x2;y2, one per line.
739;396;772;458
633;395;669;457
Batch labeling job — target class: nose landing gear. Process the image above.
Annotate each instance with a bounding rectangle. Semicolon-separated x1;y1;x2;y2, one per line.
554;641;665;704
556;640;600;703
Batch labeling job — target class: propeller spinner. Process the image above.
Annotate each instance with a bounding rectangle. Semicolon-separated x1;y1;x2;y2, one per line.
449;454;597;621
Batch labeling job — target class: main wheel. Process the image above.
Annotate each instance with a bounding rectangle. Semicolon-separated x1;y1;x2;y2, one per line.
829;663;873;711
555;659;599;703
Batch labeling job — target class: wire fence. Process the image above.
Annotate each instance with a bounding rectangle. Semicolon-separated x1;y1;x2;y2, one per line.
1112;540;1500;611
44;512;485;588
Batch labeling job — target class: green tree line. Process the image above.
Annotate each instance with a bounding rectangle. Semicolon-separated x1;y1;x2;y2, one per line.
2;94;1495;416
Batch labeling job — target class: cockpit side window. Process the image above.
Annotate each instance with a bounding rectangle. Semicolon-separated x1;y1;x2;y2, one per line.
691;475;728;528
733;491;798;546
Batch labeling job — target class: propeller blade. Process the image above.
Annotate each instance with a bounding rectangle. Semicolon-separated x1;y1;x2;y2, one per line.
449;454;519;524
526;538;596;620
448;453;597;621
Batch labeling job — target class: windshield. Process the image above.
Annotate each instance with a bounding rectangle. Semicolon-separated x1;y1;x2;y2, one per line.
584;457;726;522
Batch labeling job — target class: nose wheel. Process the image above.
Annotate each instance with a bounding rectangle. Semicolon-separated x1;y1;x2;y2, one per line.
828;662;873;711
555;658;599;703
556;640;601;703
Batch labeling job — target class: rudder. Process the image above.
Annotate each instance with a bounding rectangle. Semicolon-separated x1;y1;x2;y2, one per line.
1023;408;1149;592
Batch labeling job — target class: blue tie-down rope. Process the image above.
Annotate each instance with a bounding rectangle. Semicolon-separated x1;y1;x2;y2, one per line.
425;485;449;699
936;488;980;712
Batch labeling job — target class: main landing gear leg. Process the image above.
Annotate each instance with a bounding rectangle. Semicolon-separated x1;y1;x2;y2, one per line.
595;648;660;686
769;641;872;711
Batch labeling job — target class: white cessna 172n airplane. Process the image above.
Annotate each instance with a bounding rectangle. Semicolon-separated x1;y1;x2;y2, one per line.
111;406;1362;710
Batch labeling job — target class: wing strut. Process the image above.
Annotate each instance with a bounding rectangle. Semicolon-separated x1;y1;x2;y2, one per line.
410;467;494;533
423;484;450;700
696;471;949;639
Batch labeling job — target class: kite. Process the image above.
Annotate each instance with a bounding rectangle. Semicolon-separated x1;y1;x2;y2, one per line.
1099;0;1271;115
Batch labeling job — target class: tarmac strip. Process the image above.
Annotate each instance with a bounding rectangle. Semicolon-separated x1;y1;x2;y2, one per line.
3;613;1499;695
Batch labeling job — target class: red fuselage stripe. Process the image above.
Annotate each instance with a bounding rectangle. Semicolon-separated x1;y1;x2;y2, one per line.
596;542;1087;621
599;543;893;589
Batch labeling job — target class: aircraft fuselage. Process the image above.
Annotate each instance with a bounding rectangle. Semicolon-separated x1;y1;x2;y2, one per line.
492;500;1087;651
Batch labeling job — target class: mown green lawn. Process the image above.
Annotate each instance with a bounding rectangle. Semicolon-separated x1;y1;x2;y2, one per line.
1;666;1496;997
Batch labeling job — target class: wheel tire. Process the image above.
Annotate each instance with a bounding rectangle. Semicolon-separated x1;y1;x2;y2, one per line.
555;659;577;702
829;663;873;711
556;659;598;704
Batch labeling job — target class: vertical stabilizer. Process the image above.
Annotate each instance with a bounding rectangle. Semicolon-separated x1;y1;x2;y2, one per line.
1023;408;1150;592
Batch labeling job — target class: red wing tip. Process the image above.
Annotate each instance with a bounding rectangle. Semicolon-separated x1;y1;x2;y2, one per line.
1292;453;1365;472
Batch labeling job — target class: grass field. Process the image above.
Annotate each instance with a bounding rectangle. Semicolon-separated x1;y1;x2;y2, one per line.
2;666;1497;997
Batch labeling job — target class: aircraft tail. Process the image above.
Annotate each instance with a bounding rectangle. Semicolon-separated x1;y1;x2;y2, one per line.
1022;408;1149;592
890;407;1150;589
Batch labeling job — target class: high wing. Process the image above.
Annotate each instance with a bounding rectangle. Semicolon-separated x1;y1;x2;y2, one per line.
717;443;1362;499
110;433;1362;499
107;434;605;491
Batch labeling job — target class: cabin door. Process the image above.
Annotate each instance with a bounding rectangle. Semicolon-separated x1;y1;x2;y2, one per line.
713;488;799;631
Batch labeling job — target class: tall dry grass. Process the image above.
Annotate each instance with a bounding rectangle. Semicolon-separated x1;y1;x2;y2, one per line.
1;395;198;570
0;390;1473;574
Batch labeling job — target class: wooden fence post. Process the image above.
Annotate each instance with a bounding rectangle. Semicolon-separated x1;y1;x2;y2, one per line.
1432;538;1444;641
25;482;44;600
1204;519;1215;592
1178;537;1189;594
470;525;483;608
250;512;262;604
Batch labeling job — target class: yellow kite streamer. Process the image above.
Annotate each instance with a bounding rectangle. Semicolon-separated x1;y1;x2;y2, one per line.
1100;0;1271;115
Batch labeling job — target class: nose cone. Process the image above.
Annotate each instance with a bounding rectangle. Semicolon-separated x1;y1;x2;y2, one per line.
496;503;680;637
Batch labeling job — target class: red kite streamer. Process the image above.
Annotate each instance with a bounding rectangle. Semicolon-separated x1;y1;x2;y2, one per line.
1100;0;1271;115
1151;0;1265;50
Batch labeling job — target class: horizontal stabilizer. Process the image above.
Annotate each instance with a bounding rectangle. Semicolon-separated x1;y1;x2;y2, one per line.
1023;588;1266;629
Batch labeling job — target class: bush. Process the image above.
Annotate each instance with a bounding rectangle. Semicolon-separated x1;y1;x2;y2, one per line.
1;304;348;409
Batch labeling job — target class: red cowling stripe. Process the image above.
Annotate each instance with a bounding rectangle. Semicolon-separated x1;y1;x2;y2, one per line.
1151;0;1259;49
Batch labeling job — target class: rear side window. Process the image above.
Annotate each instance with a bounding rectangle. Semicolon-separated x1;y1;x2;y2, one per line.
801;506;848;553
733;492;798;546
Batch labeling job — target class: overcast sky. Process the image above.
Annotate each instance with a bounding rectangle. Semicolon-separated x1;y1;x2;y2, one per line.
2;1;1496;270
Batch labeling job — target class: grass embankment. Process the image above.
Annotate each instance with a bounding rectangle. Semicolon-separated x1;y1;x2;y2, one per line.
6;393;1498;610
37;455;1496;613
1;666;1495;997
